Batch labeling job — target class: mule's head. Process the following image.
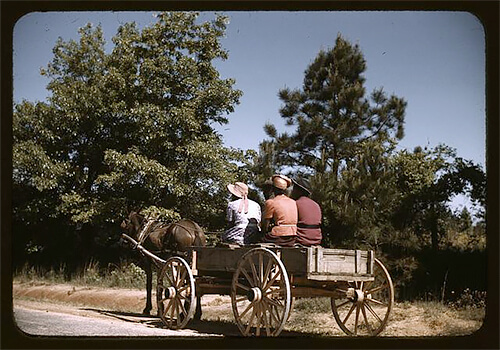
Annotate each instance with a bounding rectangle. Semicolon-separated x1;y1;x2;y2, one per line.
120;211;145;244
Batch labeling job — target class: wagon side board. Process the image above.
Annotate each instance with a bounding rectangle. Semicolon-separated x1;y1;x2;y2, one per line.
191;245;375;282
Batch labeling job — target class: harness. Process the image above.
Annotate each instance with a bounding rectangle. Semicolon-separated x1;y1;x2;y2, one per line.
137;218;158;246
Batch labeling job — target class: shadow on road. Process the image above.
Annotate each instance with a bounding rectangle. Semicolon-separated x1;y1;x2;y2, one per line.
81;308;312;337
82;308;164;328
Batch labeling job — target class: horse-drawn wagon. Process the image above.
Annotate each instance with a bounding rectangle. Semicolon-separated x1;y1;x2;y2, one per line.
122;231;394;337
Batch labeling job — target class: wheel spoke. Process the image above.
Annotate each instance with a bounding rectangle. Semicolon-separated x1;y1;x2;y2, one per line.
367;283;386;294
263;270;281;291
158;297;170;304
236;295;248;303
241;267;255;287
236;282;250;291
259;253;264;282
365;302;383;324
178;268;187;288
342;303;357;324
367;297;388;307
255;303;262;336
263;258;273;284
177;285;189;295
162;299;173;318
261;301;271;335
170;264;177;285
239;301;255;319
163;272;174;286
245;307;257;334
354;305;360;335
175;299;181;327
249;258;260;287
336;299;352;309
361;305;373;334
263;295;283;308
178;297;188;317
169;298;176;327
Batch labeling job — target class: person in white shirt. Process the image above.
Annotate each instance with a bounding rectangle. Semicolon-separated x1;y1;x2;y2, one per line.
222;182;261;245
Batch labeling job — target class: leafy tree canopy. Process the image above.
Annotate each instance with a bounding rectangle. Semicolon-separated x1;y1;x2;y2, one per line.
13;12;246;265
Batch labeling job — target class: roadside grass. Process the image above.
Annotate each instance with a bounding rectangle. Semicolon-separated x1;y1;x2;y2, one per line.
13;261;148;290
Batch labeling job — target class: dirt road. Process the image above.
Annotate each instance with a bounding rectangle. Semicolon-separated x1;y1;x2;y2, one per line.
12;282;484;338
14;301;220;337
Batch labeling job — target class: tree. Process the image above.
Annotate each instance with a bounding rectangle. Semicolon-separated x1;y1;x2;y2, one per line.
391;145;486;251
13;12;243;269
263;34;406;177
253;34;407;246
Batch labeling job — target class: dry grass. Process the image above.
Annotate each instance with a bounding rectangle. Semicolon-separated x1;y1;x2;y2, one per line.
198;295;484;337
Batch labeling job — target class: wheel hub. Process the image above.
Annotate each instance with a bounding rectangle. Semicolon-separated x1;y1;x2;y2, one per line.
247;287;263;302
355;289;365;303
164;286;177;299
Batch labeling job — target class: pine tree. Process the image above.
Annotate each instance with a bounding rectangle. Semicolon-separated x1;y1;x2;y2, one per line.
264;34;406;177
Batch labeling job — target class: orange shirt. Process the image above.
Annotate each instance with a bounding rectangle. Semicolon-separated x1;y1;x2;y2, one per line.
263;194;298;236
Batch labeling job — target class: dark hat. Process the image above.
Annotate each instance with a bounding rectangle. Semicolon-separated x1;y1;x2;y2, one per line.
263;177;273;187
292;177;312;195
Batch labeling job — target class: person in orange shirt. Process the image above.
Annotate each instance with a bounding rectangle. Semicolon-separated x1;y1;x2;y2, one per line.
261;174;298;247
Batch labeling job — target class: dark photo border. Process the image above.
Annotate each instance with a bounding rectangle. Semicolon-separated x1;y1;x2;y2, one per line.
2;1;498;349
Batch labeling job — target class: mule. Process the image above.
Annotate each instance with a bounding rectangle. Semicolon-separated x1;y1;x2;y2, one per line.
120;211;206;318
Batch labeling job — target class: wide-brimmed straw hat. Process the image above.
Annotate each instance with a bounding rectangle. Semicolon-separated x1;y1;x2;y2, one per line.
272;174;292;190
228;182;249;213
292;177;312;195
227;182;249;198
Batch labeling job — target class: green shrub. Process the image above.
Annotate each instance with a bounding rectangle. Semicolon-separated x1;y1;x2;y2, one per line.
108;262;147;289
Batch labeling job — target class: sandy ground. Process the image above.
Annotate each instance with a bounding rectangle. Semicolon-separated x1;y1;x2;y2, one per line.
12;281;484;337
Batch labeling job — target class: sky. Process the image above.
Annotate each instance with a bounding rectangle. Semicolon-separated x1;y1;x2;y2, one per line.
12;10;486;212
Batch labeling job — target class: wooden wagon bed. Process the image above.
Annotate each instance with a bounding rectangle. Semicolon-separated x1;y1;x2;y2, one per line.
122;234;394;337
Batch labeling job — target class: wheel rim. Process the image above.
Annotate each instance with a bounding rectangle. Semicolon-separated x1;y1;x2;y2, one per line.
157;256;195;329
331;258;394;336
231;248;291;337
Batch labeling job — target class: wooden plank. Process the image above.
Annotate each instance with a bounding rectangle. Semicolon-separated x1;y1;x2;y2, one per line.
307;247;314;275
306;274;374;282
196;283;232;296
316;246;323;272
280;247;308;274
356;250;361;274
191;249;198;276
195;247;247;272
291;286;343;298
368;250;374;275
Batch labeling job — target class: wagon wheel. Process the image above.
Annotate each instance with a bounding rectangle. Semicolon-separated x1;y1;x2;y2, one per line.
331;258;394;336
231;248;291;337
157;256;196;330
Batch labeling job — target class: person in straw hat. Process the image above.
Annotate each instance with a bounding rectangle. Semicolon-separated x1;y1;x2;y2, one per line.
290;176;322;246
260;174;298;247
222;181;261;245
